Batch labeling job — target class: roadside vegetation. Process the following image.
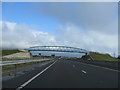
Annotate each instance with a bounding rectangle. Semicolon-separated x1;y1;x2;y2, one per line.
2;49;23;56
89;52;118;61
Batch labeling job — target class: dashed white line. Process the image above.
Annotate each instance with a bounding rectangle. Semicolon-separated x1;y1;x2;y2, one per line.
16;60;58;90
81;70;87;74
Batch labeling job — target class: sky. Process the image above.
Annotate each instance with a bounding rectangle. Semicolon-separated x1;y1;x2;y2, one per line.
1;2;118;56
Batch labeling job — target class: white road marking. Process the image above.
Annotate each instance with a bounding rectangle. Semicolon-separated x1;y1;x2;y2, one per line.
81;70;87;74
16;60;58;90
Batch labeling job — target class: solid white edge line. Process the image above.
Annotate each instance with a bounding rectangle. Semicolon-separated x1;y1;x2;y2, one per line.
16;60;58;90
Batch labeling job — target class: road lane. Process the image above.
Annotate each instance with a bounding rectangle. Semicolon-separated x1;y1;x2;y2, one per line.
21;59;118;88
16;60;58;90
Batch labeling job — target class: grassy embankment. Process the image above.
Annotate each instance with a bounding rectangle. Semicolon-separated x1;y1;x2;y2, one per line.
89;52;118;61
2;49;23;56
1;49;51;60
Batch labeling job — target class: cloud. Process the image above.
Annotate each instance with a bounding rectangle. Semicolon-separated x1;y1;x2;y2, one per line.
33;2;118;56
1;21;56;49
55;24;118;56
1;21;118;56
35;2;118;34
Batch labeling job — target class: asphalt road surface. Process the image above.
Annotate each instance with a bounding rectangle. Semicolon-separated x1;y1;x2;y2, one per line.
3;59;118;89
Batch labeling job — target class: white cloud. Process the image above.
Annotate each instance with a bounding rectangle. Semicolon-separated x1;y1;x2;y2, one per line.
2;21;16;31
55;24;118;56
33;2;118;56
1;21;118;57
1;21;56;49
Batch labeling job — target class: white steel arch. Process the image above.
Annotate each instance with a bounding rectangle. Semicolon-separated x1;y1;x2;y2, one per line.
25;46;90;53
